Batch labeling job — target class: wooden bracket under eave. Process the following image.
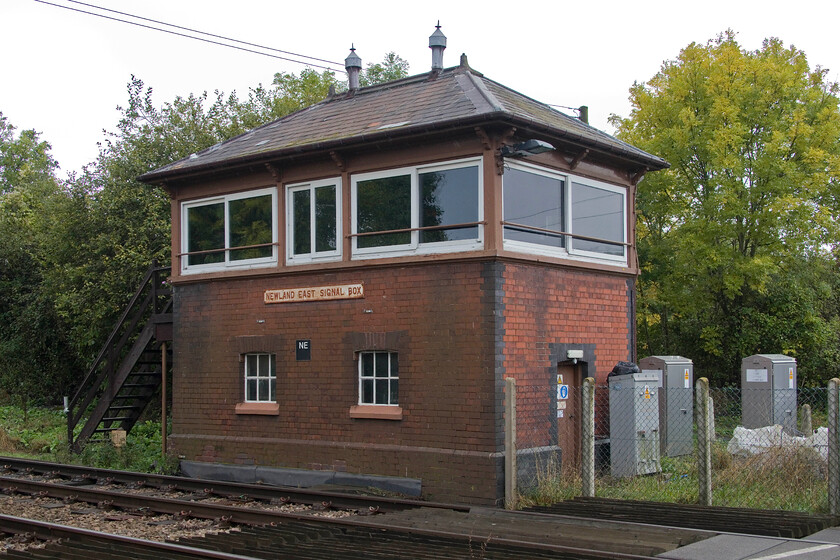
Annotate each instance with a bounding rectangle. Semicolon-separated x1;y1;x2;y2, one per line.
265;163;282;183
474;127;492;151
330;151;346;172
570;149;589;170
630;167;648;185
494;127;518;175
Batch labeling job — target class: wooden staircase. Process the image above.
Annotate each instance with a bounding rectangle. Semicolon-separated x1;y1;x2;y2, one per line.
67;262;172;451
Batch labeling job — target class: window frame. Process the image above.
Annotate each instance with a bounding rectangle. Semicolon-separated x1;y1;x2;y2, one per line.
350;157;484;259
502;161;628;264
243;352;276;404
180;187;278;275
357;351;399;407
285;177;342;265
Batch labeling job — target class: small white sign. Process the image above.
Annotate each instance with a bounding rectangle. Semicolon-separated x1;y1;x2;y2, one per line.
557;410;564;418
684;368;690;389
558;384;569;400
558;400;567;410
789;367;794;389
746;368;768;383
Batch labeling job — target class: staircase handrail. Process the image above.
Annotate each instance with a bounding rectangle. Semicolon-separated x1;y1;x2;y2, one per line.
67;260;171;445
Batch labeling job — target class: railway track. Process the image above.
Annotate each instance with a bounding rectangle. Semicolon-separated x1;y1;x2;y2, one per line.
0;512;667;559
0;456;713;558
525;497;840;538
0;456;456;514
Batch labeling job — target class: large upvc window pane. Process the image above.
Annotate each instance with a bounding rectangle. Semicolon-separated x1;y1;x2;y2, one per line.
351;158;483;258
186;202;225;266
315;185;338;252
419;166;479;243
181;187;277;273
356;174;412;249
501;162;627;263
571;182;625;256
503;167;565;248
287;179;341;264
229;194;273;261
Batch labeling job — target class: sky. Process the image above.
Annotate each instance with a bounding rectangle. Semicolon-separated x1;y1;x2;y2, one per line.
2;0;839;178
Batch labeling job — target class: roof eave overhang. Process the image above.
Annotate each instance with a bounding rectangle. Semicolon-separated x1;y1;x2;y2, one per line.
138;113;668;185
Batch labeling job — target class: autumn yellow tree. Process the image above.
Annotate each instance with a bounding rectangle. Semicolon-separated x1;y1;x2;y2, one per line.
612;31;840;384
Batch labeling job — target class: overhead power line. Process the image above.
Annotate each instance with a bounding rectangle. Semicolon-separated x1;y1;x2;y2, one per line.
33;0;347;73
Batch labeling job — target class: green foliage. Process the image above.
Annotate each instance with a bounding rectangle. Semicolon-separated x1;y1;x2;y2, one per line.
73;420;178;474
0;403;178;473
612;32;840;384
0;405;68;455
359;52;410;87
0;114;79;408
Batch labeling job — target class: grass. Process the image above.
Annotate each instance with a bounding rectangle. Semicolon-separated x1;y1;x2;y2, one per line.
0;403;178;474
519;439;828;513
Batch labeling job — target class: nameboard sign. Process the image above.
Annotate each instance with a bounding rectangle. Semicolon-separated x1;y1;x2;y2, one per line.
264;284;364;304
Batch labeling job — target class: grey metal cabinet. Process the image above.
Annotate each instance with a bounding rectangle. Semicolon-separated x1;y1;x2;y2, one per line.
639;356;694;457
609;371;662;478
741;354;797;433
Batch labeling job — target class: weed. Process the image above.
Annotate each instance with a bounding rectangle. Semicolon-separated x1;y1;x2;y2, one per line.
0;403;179;475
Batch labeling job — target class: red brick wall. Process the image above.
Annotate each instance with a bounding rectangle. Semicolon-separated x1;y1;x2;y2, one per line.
500;263;633;449
171;260;501;504
170;259;633;503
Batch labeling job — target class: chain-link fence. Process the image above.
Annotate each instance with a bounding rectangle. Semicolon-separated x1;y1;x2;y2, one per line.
508;376;837;513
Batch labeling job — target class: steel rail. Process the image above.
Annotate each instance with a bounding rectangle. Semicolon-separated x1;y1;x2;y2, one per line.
0;474;373;526
0;513;261;560
0;476;664;559
0;455;468;513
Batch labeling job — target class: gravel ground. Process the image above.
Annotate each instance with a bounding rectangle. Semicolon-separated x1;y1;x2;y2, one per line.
0;491;357;554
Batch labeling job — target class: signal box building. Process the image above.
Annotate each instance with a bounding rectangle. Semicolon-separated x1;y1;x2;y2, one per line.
139;31;667;504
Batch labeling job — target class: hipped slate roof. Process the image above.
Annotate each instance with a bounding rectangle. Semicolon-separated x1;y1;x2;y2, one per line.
139;58;667;183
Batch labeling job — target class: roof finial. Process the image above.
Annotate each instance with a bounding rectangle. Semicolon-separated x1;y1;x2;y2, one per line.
429;22;447;71
345;44;362;91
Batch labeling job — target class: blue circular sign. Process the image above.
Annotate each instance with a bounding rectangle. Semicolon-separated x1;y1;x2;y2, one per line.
559;385;569;400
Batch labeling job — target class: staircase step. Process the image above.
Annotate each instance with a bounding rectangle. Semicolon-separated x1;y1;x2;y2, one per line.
108;405;143;411
102;416;132;422
123;383;158;389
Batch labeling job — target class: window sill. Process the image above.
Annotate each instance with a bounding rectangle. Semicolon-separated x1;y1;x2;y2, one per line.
235;402;280;415
349;405;403;420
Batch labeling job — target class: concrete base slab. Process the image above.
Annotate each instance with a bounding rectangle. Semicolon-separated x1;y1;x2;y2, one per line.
807;529;840;544
180;460;421;496
659;534;840;560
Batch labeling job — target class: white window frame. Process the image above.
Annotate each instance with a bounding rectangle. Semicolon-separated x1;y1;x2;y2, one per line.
285;177;342;265
567;179;627;262
502;161;627;265
351;157;484;260
244;352;276;403
357;351;399;406
181;187;278;275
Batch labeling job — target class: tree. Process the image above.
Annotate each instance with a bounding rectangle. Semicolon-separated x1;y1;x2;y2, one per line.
360;52;410;87
0;114;78;411
612;32;840;384
44;53;410;365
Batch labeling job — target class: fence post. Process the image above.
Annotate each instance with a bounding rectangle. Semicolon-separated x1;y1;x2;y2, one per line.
696;377;712;506
801;404;812;436
505;377;517;510
829;379;840;515
581;377;595;497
